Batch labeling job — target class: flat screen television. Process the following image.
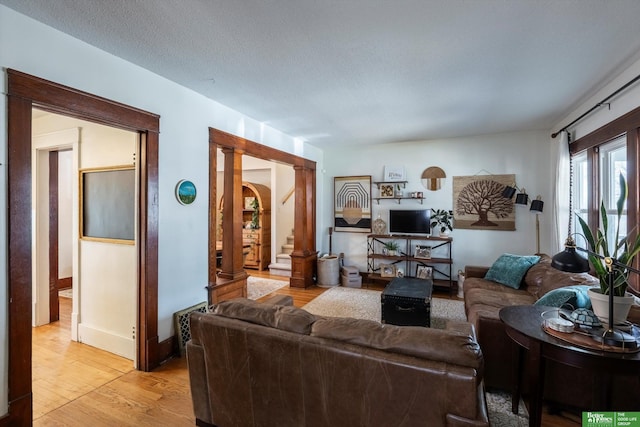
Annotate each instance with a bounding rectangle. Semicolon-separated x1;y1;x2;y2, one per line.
388;209;431;234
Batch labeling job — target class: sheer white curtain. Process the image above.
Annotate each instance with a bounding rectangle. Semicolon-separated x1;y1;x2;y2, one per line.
551;131;570;253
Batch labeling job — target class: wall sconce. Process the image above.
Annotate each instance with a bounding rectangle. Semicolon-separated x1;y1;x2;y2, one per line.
502;185;544;253
502;184;529;204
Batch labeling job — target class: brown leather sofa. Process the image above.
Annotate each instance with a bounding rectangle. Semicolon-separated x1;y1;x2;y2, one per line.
464;254;640;411
187;297;490;427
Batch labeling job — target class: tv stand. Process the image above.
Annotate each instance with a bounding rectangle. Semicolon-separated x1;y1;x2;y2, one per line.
366;234;454;294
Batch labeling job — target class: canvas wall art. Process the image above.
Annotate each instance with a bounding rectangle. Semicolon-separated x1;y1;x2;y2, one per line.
453;174;515;231
334;175;372;232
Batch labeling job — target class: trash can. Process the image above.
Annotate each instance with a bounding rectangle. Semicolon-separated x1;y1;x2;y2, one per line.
317;255;340;287
457;270;465;299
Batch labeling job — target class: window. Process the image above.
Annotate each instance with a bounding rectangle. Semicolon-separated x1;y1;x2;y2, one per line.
569;108;639;292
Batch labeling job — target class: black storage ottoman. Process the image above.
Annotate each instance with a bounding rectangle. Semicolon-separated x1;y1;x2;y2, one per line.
381;277;433;327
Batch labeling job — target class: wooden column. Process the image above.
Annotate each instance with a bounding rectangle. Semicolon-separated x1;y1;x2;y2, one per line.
207;147;248;303
290;165;317;288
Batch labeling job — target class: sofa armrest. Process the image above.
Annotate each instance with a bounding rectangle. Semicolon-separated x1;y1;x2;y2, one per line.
465;265;489;279
186;341;213;426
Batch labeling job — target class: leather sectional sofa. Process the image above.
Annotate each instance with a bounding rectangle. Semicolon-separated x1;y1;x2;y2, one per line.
464;254;640;411
187;297;490;427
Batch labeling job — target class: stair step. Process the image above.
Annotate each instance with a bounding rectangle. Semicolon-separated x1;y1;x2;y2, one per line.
286;235;294;244
281;243;294;255
269;262;292;277
276;253;292;264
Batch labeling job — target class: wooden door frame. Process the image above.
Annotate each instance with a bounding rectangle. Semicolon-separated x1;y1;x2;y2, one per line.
208;128;317;293
4;69;160;426
48;151;60;323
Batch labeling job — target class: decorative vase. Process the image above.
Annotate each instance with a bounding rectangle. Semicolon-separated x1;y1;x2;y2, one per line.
587;287;635;325
372;215;387;235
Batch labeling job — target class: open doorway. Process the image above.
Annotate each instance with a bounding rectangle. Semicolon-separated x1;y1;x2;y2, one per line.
32;110;139;362
6;69;160;424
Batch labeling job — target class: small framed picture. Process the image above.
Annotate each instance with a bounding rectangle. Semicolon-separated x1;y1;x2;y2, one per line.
244;196;256;210
416;265;433;280
380;263;397;278
384;165;406;182
414;245;432;259
379;184;395;198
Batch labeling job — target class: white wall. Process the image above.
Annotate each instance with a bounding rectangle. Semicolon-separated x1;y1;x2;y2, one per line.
323;130;553;276
554;56;640;140
0;4;323;414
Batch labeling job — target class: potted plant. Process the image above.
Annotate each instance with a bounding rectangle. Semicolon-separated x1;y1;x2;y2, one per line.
577;174;640;324
383;240;400;256
431;209;453;237
250;198;260;229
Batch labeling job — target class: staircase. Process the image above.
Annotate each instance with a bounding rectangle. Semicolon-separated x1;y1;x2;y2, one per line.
269;232;294;277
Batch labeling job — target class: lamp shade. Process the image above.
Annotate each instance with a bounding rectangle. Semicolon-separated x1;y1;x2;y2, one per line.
530;197;544;213
551;245;589;273
515;192;529;205
501;186;517;199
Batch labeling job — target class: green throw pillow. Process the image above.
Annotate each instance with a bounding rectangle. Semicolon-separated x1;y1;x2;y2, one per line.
484;253;540;289
534;285;593;310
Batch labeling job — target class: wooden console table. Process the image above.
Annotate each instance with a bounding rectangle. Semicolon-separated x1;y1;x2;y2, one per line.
500;305;640;427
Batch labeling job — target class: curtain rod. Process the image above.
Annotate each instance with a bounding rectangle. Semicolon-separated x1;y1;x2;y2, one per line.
551;73;640;138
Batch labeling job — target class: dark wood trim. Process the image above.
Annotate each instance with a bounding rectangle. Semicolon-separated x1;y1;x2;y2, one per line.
570;104;640;293
209;128;317;291
6;69;160;425
58;277;72;290
49;151;60;323
7;89;34;427
157;335;179;363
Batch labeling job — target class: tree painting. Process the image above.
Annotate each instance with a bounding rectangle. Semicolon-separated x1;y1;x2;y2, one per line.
453;175;516;231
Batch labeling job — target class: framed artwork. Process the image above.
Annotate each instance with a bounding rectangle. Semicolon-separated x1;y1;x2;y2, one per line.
334;175;372;232
380;263;397;278
453;174;515;231
384;165;405;182
244;196;256;210
176;179;197;205
81;166;135;243
379;184;395;198
414;245;432;259
416;265;433;280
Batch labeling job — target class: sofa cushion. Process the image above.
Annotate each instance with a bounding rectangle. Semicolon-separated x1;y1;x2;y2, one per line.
213;298;278;327
310;317;483;369
274;305;316;334
534;285;592;309
484;253;540;289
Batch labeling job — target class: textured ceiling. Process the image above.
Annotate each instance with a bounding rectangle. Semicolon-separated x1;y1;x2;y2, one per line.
4;0;640;147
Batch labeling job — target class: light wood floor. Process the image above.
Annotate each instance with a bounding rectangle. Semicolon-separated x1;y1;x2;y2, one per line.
33;272;580;426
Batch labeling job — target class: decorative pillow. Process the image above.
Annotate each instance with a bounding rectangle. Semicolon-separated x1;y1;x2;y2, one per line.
534;285;593;310
484;254;541;289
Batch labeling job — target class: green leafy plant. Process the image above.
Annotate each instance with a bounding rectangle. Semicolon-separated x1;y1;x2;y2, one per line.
430;209;453;234
383;240;399;252
250;198;260;229
577;174;640;296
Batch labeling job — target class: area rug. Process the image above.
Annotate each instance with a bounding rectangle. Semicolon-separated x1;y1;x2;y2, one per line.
247;276;288;300
302;286;528;426
301;286;466;328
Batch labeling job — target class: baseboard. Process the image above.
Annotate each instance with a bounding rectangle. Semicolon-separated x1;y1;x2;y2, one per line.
157;335;179;364
78;324;134;360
